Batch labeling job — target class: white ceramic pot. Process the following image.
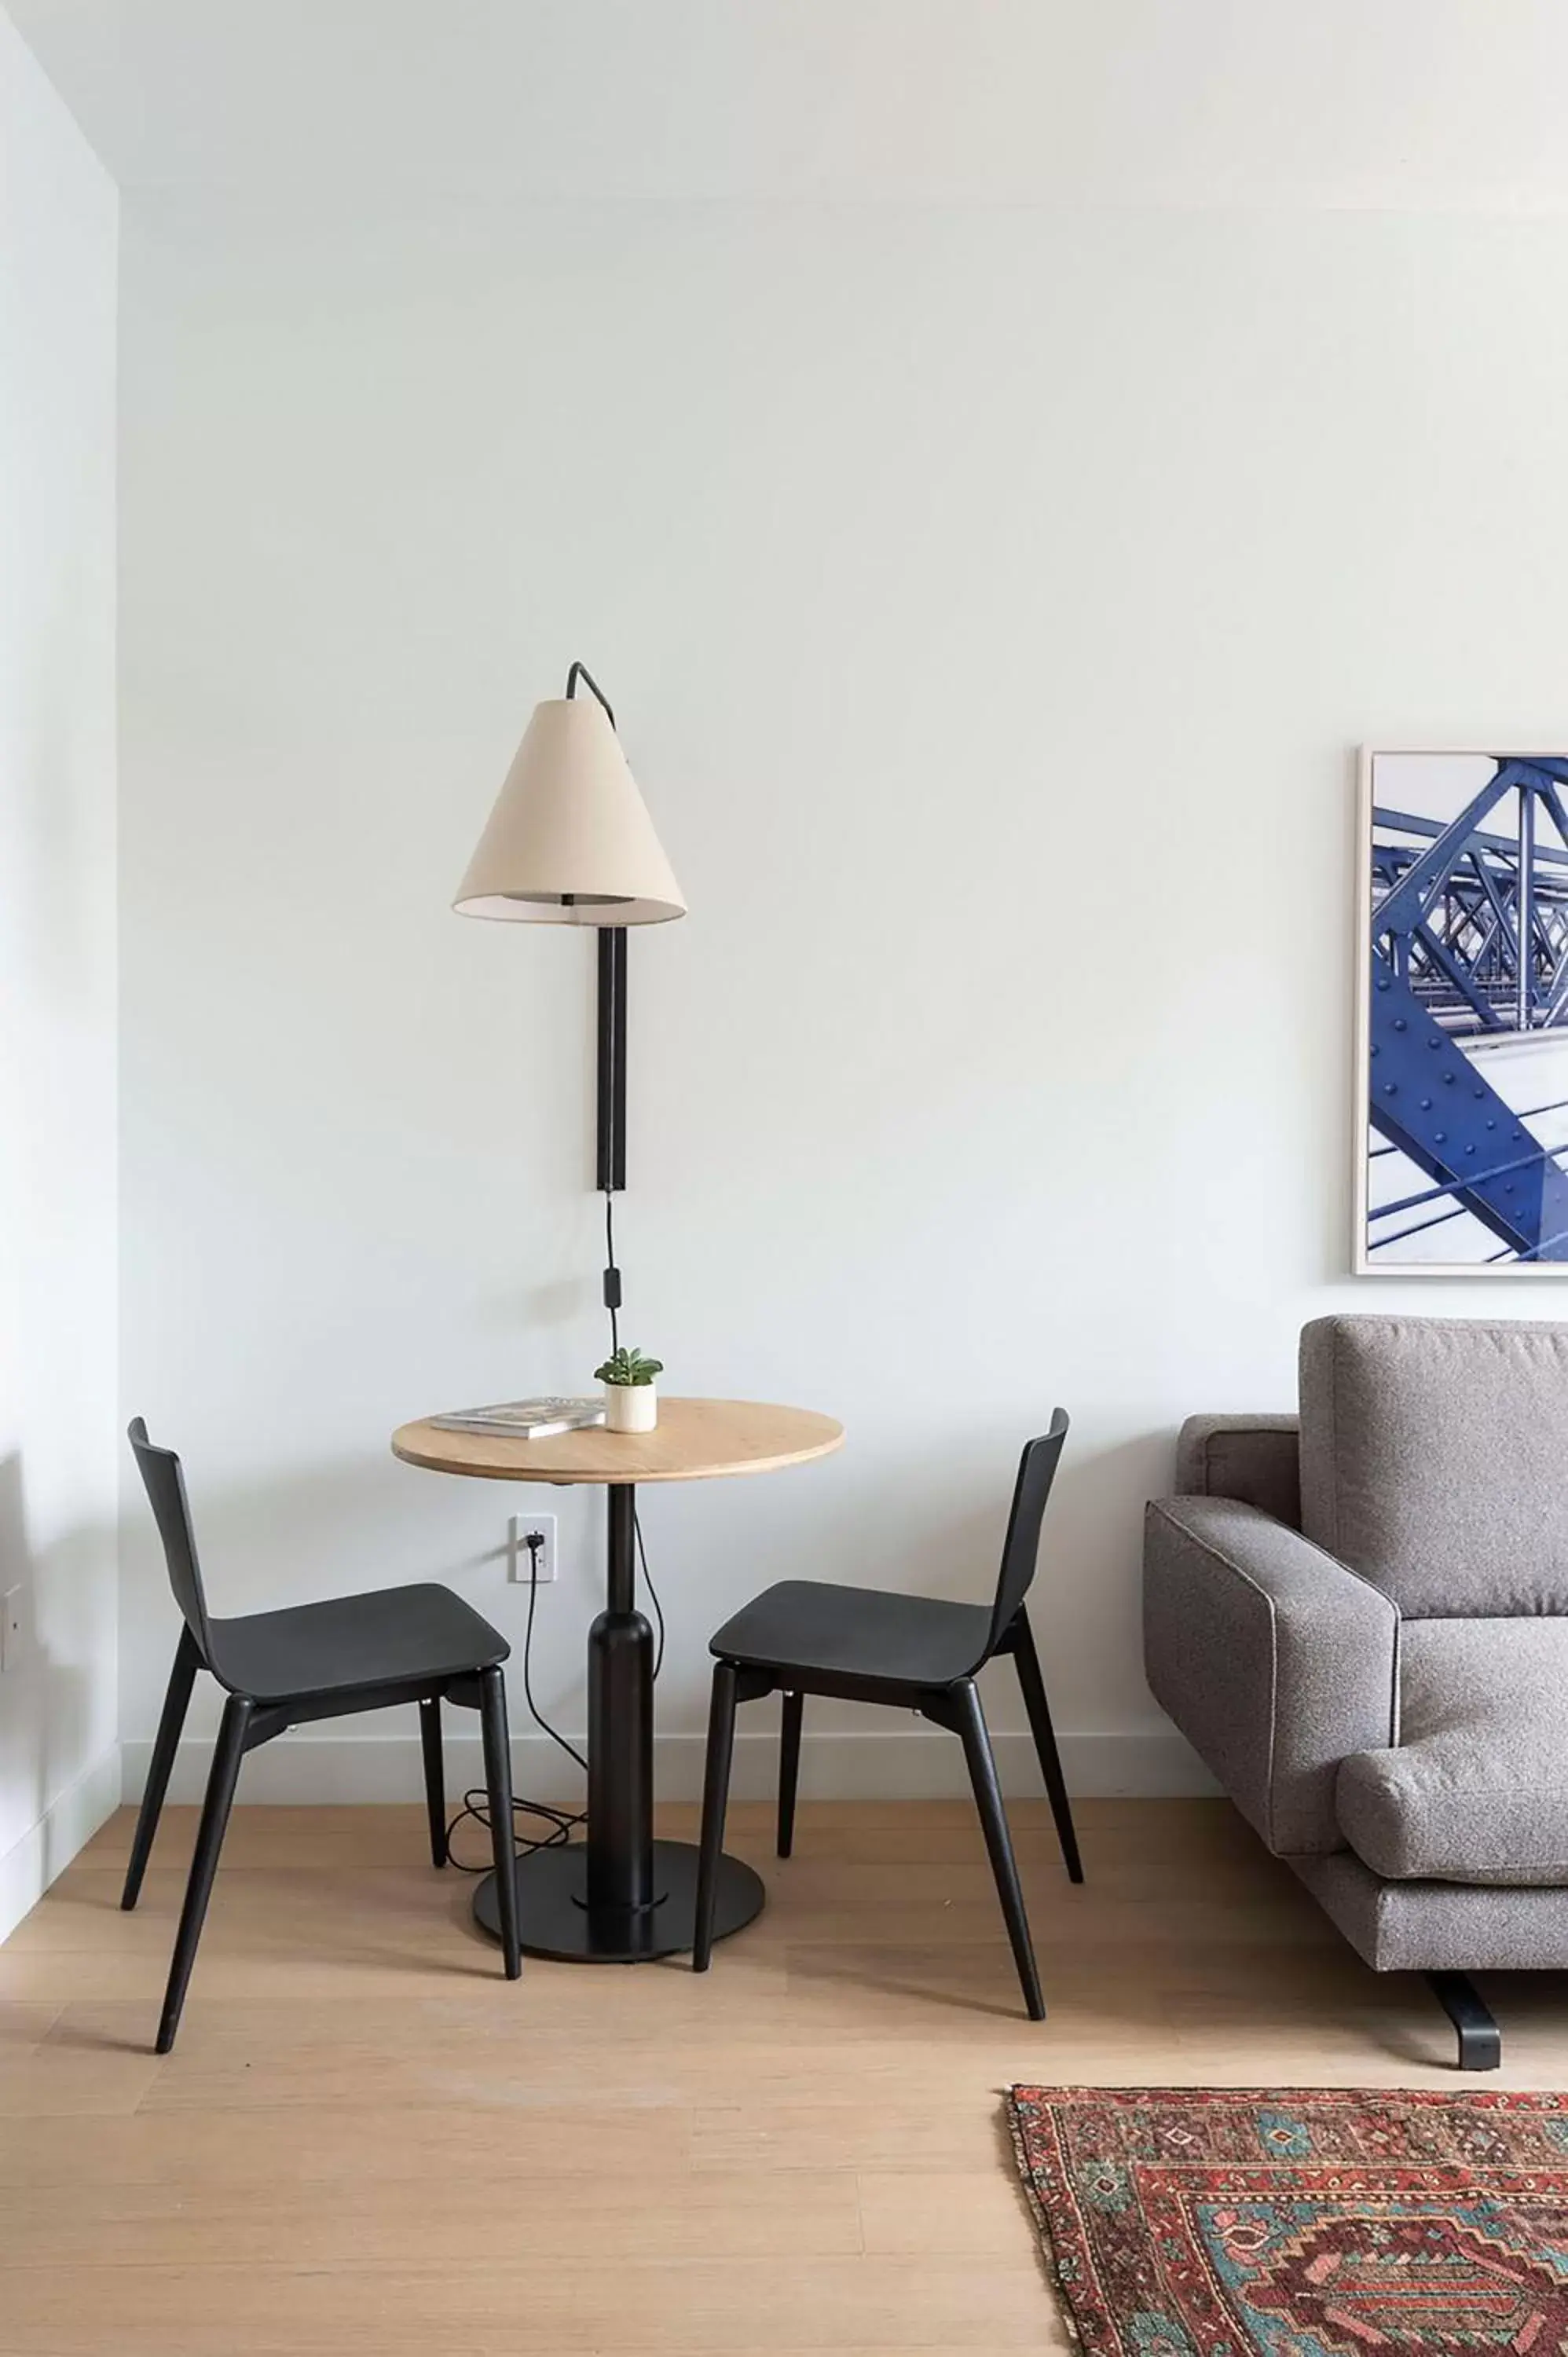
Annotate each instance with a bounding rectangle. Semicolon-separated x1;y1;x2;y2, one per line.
604;1381;658;1434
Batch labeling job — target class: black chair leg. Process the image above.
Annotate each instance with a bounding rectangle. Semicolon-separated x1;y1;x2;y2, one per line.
1011;1606;1083;1883
694;1662;739;1971
949;1678;1046;2022
478;1666;521;1979
778;1691;804;1859
156;1690;251;2054
123;1625;200;1912
419;1695;447;1867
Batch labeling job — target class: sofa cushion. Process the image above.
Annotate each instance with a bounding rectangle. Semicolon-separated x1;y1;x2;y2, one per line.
1299;1314;1568;1615
1336;1618;1568;1884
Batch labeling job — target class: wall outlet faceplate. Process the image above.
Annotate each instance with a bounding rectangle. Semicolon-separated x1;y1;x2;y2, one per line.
508;1512;557;1585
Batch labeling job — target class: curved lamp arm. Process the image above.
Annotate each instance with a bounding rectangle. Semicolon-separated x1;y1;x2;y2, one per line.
565;660;616;731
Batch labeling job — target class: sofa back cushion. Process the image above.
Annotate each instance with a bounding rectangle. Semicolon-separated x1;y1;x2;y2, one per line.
1299;1314;1568;1617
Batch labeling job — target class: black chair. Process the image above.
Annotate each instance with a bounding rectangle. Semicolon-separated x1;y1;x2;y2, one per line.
693;1411;1079;2018
122;1417;521;2051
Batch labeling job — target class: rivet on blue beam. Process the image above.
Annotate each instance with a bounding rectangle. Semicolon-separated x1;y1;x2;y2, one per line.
1376;976;1390;991
1421;1097;1433;1109
1383;1083;1398;1096
1435;1130;1448;1142
1394;1017;1408;1031
1443;1072;1456;1085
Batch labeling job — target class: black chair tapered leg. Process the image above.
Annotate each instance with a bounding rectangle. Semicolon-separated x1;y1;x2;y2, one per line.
693;1662;739;1971
419;1695;447;1867
777;1691;804;1859
123;1625;200;1912
948;1678;1046;2022
156;1690;251;2054
1010;1606;1083;1883
477;1666;520;1979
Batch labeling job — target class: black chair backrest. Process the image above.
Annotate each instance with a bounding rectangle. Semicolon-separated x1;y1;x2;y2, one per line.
128;1418;217;1669
984;1409;1070;1659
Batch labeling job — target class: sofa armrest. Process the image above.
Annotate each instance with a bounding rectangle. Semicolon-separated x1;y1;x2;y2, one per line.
1144;1495;1399;1856
1174;1413;1301;1529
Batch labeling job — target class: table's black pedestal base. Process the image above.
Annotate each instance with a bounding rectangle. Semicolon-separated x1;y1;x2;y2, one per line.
473;1486;764;1964
473;1838;764;1963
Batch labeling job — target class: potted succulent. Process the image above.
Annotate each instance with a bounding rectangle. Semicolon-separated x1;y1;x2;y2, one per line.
595;1344;664;1434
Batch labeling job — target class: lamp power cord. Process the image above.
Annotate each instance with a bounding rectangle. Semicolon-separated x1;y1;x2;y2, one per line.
442;1184;664;1869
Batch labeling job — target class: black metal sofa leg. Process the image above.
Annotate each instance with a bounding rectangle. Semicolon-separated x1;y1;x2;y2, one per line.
1428;1971;1501;2070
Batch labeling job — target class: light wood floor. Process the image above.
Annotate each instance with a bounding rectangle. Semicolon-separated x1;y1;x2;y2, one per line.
3;1798;1566;2355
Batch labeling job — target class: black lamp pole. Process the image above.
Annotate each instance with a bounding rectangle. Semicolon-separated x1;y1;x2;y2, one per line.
564;661;628;1197
563;662;627;1342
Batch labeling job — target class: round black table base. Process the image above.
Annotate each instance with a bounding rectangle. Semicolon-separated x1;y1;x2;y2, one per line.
472;1839;765;1963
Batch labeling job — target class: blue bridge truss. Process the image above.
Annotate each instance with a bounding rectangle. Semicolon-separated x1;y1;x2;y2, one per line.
1369;758;1568;1263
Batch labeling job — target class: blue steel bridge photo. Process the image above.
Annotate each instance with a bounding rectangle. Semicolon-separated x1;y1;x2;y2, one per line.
1367;752;1568;1268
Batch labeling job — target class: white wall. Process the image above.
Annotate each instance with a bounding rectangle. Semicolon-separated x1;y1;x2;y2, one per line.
0;8;119;1928
114;69;1568;1803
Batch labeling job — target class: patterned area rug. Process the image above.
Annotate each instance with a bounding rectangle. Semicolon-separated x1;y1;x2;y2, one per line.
1007;2086;1568;2357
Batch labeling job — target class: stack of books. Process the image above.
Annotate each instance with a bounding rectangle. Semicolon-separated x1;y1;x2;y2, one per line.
430;1397;606;1439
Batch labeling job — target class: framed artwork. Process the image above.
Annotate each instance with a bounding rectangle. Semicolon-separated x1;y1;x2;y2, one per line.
1357;749;1568;1274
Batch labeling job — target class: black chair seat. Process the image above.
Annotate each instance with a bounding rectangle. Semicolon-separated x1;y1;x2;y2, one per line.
711;1579;991;1690
210;1583;507;1703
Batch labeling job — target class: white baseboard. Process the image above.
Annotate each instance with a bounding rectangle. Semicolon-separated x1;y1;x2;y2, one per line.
120;1727;1217;1808
0;1744;123;1942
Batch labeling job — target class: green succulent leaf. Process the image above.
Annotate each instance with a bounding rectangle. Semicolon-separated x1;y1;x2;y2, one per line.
595;1345;665;1387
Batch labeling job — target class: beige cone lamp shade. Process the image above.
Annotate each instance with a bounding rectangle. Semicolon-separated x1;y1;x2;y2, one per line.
454;696;685;925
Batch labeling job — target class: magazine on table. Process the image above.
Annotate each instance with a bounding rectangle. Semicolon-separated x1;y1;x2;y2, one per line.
430;1396;605;1439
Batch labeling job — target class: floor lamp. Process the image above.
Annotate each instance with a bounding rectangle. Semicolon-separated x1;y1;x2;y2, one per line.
452;662;705;1959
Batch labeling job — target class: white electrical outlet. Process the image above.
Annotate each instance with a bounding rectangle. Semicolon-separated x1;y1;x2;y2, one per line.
0;1587;20;1675
508;1512;557;1585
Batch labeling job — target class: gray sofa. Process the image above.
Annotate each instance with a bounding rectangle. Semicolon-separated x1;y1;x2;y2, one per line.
1144;1313;1568;2069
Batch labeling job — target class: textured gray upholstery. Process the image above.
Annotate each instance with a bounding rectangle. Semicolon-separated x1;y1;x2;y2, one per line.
1144;1496;1399;1854
1173;1414;1302;1530
1299;1314;1568;1616
1147;1314;1568;1981
1292;1850;1568;1974
1335;1618;1568;1886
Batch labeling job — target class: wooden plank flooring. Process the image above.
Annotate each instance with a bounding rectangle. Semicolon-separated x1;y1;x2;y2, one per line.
2;1797;1564;2354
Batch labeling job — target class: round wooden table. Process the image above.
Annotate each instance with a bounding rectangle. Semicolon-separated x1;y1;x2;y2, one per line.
391;1398;843;1963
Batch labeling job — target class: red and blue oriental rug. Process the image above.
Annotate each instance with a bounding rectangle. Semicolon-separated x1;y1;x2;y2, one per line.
1007;2086;1568;2356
